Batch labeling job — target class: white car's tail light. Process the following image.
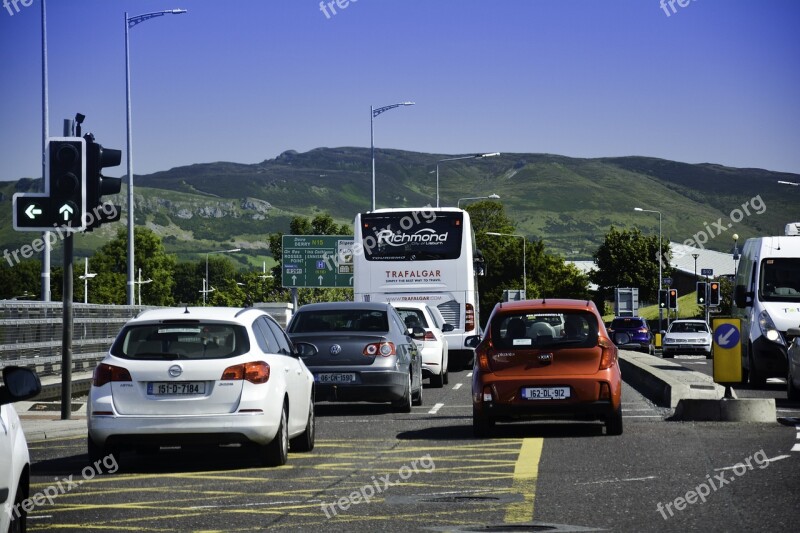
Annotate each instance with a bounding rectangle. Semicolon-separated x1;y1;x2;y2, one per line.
424;331;436;341
363;342;396;357
93;363;132;387
221;361;270;384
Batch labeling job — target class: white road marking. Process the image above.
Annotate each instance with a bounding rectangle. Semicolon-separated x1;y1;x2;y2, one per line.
428;402;444;414
453;383;463;390
467;372;473;377
792;444;800;453
577;475;656;485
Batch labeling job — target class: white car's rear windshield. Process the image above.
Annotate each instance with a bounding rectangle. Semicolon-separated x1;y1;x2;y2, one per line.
111;322;250;360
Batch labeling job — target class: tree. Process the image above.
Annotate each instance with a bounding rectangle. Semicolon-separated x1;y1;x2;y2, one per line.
591;226;671;310
0;260;41;300
467;201;591;324
90;227;177;305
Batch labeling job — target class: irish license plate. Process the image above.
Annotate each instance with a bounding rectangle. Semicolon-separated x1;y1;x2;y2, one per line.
316;373;357;384
147;382;205;395
521;387;570;400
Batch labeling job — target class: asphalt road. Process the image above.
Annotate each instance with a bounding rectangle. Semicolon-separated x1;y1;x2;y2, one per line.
23;366;800;532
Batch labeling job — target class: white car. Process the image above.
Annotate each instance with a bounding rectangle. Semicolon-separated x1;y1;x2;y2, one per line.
88;307;315;467
662;319;713;359
1;366;41;533
391;302;452;387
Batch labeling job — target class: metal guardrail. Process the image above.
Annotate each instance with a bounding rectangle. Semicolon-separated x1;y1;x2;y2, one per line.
0;301;294;378
0;302;150;377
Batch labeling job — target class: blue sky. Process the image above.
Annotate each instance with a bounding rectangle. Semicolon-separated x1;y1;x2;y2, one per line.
1;0;799;180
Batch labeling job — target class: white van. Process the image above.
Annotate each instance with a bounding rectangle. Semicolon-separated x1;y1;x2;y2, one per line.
732;223;800;386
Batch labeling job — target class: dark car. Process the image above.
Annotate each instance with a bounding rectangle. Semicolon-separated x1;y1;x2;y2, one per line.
607;316;654;354
470;299;623;437
287;301;424;412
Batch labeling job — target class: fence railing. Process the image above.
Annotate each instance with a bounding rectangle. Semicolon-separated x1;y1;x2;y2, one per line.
0;301;294;377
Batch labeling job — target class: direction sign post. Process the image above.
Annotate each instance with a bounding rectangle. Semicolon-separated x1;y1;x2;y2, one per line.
712;318;742;384
282;235;354;288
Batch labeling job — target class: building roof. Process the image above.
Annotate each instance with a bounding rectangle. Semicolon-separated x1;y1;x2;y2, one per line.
669;242;737;278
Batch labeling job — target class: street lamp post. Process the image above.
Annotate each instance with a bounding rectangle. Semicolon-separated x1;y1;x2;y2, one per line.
457;194;500;209
692;253;699;281
371;102;414;211
204;248;241;305
437;153;500;208
125;8;187;305
78;258;96;304
486;232;526;296
136;267;153;306
634;207;663;329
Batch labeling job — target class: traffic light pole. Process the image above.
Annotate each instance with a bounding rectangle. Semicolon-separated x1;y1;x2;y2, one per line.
60;118;74;420
61;230;73;420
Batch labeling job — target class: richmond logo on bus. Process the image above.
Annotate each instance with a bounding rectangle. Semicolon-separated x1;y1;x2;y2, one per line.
376;228;449;247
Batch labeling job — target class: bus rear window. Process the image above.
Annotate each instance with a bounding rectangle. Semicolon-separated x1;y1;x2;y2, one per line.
360;212;463;261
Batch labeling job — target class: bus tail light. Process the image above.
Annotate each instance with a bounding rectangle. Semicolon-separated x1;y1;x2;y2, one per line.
93;364;132;387
465;304;476;332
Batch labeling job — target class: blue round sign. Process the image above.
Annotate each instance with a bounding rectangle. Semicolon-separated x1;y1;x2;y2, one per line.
714;323;740;349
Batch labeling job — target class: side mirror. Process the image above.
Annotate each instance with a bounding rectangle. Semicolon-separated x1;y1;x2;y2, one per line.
293;342;318;358
464;335;482;348
408;326;426;338
441;323;455;333
0;366;41;406
733;285;751;308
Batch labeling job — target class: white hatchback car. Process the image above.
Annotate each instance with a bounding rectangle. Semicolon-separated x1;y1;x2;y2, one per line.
1;366;41;533
662;319;713;359
88;307;315;467
391;303;452;387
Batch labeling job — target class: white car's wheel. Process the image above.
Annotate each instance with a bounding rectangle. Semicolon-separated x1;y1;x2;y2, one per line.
262;403;289;467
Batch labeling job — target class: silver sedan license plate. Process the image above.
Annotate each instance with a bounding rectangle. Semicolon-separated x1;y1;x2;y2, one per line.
317;373;357;384
521;387;570;400
147;382;205;395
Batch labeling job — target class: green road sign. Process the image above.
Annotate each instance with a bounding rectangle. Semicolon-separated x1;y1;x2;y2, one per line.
282;235;354;288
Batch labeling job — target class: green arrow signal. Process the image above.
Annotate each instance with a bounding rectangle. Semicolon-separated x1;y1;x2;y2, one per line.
24;204;43;219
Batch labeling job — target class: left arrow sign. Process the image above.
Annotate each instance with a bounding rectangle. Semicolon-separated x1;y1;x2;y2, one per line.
25;204;43;219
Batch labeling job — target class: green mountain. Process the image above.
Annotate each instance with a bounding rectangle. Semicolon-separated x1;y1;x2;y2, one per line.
2;148;797;267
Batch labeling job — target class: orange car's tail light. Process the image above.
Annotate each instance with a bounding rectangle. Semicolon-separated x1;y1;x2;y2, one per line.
598;339;618;370
476;340;492;372
465;304;476;332
221;361;270;384
363;342;396;357
599;382;611;400
423;331;436;341
93;363;132;387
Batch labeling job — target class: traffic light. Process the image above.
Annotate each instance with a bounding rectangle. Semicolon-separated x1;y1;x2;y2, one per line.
668;289;678;310
83;134;122;231
48;137;86;230
659;289;669;309
696;282;708;305
709;281;721;306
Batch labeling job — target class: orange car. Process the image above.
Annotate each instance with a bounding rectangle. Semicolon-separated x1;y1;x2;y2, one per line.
469;299;622;436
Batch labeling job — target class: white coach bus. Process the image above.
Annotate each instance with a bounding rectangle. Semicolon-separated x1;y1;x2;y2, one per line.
353;207;484;370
